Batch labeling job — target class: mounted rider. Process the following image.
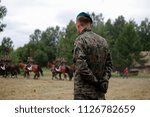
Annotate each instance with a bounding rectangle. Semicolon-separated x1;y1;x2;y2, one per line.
26;57;33;71
54;57;66;72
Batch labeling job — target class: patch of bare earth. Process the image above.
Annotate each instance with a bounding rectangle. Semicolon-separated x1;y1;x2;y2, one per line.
0;76;150;100
106;78;150;100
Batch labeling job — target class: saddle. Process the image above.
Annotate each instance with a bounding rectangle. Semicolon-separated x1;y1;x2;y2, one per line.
55;65;61;72
26;64;32;71
1;65;6;70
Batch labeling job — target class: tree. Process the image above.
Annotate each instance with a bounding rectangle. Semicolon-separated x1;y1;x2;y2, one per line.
138;18;150;51
13;12;149;69
57;20;77;64
112;20;145;69
9;51;19;64
91;13;105;37
15;44;29;62
29;29;41;43
33;49;48;67
1;37;13;55
0;2;7;32
41;26;61;61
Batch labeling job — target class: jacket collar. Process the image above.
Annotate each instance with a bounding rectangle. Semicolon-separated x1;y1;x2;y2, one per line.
80;28;91;35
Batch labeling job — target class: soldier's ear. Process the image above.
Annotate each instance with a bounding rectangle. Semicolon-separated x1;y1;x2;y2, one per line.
76;22;82;33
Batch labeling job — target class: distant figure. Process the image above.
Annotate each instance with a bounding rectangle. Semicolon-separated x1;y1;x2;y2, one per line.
26;57;33;71
123;67;128;78
54;57;66;72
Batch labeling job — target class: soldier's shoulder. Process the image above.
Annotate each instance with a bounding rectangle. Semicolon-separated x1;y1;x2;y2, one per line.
93;32;109;47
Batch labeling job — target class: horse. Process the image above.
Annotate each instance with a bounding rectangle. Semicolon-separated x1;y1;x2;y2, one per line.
9;64;20;78
4;63;20;78
19;62;43;79
0;62;20;78
47;62;57;80
47;62;74;80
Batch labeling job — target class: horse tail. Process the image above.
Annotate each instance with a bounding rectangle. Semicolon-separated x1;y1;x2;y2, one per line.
38;66;43;76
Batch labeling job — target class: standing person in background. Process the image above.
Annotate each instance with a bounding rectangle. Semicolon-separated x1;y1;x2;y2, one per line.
73;12;112;100
123;67;128;78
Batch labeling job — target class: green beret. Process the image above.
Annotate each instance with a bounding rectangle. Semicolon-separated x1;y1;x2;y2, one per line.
77;12;93;23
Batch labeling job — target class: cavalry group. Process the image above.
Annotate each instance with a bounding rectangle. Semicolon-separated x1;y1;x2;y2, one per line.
0;57;75;80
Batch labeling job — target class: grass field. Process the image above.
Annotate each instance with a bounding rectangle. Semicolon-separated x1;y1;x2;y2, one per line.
0;69;150;100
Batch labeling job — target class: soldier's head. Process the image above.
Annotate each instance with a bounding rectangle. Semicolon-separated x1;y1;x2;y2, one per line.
76;12;93;33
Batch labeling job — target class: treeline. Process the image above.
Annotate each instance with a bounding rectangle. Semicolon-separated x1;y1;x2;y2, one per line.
0;3;150;69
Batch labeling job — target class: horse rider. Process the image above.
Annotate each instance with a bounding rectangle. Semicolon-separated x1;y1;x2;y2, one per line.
54;57;66;72
26;57;33;71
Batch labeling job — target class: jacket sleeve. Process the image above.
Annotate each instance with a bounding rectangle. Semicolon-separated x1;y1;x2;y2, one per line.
103;51;112;81
73;38;98;84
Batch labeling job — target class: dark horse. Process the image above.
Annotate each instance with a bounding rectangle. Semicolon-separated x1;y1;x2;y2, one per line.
7;64;20;78
19;62;43;79
47;62;74;80
0;63;20;78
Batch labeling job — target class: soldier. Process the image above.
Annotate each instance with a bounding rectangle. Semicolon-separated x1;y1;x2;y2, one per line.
26;57;33;71
73;12;112;100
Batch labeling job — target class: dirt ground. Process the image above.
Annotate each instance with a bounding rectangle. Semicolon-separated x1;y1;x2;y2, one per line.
0;75;150;100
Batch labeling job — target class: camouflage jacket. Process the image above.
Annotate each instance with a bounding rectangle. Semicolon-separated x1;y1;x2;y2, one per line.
73;28;112;99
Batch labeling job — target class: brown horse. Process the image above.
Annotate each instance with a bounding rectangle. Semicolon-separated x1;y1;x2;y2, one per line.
19;63;43;79
47;62;74;80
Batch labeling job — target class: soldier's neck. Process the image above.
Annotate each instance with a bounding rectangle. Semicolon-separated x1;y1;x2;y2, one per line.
80;27;92;35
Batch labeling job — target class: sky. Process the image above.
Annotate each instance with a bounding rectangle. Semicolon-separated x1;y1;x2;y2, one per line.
0;0;150;49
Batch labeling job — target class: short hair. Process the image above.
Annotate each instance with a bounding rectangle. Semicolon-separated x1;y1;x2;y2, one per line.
77;16;92;26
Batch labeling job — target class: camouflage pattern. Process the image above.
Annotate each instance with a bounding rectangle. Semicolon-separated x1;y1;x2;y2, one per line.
73;28;112;100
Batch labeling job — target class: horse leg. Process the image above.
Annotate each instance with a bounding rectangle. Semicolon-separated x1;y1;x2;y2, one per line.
54;72;58;80
15;73;17;78
63;73;67;80
59;73;62;80
24;71;26;79
33;73;36;79
10;71;13;78
34;72;39;80
37;72;40;79
26;72;30;79
52;72;57;80
15;71;18;78
52;72;54;80
4;71;7;78
68;70;73;81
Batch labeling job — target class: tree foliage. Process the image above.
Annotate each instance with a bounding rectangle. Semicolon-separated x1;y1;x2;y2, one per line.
1;37;13;55
57;20;77;64
138;18;150;51
0;2;7;32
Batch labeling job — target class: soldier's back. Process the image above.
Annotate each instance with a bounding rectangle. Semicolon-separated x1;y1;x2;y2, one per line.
79;31;109;78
